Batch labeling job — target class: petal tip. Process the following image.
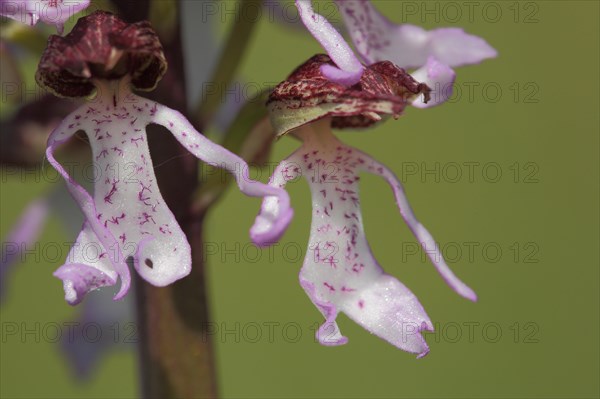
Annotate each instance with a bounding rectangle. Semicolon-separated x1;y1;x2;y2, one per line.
250;208;294;247
416;346;430;359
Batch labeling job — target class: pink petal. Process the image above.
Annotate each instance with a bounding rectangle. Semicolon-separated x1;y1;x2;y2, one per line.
300;278;348;346
0;198;49;301
428;27;498;67
337;0;497;68
410;56;456;108
295;0;364;85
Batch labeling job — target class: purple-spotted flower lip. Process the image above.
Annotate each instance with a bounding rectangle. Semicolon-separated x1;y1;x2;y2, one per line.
35;10;167;98
267;54;430;136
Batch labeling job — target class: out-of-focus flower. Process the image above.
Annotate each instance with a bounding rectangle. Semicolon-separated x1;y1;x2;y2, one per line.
0;184;137;379
296;0;497;107
0;197;48;301
251;55;476;357
0;0;90;34
38;11;292;305
60;287;135;380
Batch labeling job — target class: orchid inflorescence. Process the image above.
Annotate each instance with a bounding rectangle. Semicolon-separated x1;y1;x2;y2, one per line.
1;0;496;361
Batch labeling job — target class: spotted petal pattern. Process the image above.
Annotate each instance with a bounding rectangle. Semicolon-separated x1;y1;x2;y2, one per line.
252;120;476;355
46;90;292;305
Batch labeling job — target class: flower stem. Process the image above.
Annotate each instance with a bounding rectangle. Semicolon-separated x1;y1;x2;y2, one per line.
194;0;263;128
111;2;219;398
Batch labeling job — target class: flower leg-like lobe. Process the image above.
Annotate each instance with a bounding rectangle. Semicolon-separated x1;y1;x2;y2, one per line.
295;0;364;86
300;277;348;346
0;0;90;33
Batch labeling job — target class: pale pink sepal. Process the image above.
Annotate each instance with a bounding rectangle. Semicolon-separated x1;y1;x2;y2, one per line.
295;0;364;86
410;56;456;109
336;0;497;69
149;104;294;247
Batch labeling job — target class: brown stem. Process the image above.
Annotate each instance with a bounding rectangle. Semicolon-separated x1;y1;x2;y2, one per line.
111;2;218;398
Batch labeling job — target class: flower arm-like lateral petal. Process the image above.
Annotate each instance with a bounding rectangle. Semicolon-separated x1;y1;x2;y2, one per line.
295;0;364;86
149;104;293;243
0;0;90;33
250;155;299;246
410;57;456;108
0;198;49;301
46;109;130;302
337;1;496;69
357;151;477;301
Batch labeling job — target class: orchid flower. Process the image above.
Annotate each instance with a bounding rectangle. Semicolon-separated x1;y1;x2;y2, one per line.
1;197;49;301
38;11;292;305
296;0;497;107
0;0;90;34
61;288;135;379
251;55;476;357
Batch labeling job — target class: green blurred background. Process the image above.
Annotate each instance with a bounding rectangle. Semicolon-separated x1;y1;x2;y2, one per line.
1;1;598;398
